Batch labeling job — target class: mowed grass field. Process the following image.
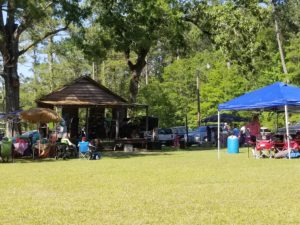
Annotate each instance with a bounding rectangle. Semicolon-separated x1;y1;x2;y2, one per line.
0;148;300;225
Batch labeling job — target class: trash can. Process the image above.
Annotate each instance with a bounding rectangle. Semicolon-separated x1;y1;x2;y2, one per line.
227;135;239;154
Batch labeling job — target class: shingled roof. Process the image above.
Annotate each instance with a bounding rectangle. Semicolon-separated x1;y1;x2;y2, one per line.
36;76;129;107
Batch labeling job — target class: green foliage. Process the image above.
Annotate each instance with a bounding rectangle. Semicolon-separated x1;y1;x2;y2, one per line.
20;76;36;109
137;51;248;128
69;23;111;62
286;33;300;84
138;78;177;127
90;0;186;55
99;51;131;99
164;51;247;128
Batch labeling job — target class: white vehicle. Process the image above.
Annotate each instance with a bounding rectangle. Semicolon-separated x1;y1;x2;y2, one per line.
157;128;174;146
260;127;271;139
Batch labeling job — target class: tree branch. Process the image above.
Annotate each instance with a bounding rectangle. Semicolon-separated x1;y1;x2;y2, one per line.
7;0;15;30
125;49;135;71
135;47;148;75
0;5;4;53
0;4;4;30
18;24;70;56
124;48;130;61
16;1;54;38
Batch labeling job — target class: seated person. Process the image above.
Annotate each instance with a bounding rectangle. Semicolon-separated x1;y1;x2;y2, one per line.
49;133;58;144
61;137;76;147
78;137;97;159
13;138;29;156
58;137;76;158
33;140;52;158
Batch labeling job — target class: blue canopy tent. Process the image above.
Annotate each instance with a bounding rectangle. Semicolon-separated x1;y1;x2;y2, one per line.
217;82;300;159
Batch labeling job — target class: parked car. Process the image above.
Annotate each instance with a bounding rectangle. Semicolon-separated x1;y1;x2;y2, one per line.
157;128;174;146
171;126;187;139
185;124;222;146
189;126;207;145
187;124;222;145
277;122;300;136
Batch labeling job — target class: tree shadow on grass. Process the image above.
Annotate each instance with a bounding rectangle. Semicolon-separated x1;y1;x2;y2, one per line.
102;151;173;159
167;145;217;151
6;151;173;162
10;157;67;163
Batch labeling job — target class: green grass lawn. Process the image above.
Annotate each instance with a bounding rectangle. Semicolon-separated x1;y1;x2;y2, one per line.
1;148;300;225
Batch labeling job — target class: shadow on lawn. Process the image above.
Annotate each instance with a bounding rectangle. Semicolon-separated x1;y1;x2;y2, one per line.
163;145;217;151
9;151;172;162
102;151;173;159
102;145;221;159
12;157;63;163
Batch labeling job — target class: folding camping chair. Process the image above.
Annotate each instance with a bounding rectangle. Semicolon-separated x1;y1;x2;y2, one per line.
255;139;275;158
78;141;91;159
56;138;76;159
1;138;14;163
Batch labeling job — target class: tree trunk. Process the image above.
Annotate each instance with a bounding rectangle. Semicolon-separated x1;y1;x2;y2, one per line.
1;18;21;136
126;48;148;103
3;60;20;137
1;1;20;114
3;63;20;113
129;69;142;103
270;0;288;81
33;48;39;100
48;36;54;92
145;56;148;85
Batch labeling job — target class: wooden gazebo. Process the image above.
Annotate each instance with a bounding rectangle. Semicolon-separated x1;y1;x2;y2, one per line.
36;75;148;141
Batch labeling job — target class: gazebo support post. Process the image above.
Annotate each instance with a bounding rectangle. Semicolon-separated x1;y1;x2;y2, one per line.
284;105;291;159
34;123;39;160
217;110;220;160
145;106;149;150
145;106;149;135
85;108;89;139
115;111;120;139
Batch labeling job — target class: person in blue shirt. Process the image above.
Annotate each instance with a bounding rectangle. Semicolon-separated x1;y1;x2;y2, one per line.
233;124;240;137
78;137;99;159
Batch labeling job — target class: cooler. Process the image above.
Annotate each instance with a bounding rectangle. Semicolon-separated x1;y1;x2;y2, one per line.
227;135;239;154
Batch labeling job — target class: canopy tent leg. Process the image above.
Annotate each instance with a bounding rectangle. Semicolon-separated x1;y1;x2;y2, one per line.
284;105;291;159
275;111;278;132
217;111;220;159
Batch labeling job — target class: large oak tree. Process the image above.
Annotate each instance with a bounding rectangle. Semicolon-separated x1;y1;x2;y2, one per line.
0;0;87;113
90;0;187;102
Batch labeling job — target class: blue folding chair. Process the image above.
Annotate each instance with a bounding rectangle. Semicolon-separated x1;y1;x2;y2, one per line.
78;141;90;159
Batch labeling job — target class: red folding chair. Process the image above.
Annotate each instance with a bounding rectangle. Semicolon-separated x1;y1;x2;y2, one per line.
255;139;275;158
